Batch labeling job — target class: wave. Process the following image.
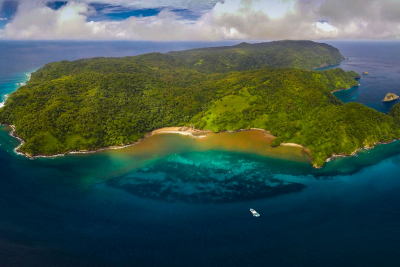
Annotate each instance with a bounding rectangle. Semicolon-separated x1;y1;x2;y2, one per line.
14;73;32;87
0;94;9;108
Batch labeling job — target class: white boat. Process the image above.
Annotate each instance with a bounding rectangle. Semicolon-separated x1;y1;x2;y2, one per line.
250;209;260;217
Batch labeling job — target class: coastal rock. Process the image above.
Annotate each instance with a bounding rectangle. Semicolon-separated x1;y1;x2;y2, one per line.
383;93;399;102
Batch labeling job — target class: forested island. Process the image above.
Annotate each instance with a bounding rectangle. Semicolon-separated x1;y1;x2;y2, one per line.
1;40;400;168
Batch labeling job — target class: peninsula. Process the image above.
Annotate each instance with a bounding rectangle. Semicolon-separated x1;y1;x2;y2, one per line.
2;40;400;168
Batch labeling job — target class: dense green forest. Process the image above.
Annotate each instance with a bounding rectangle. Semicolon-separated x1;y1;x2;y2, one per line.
166;40;345;72
1;40;399;167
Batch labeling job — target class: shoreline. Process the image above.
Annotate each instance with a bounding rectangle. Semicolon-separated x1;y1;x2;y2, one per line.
0;94;9;109
151;127;213;138
4;123;397;169
331;83;360;93
1;124;313;160
324;139;398;166
4;123;398;169
0;71;33;109
281;142;312;154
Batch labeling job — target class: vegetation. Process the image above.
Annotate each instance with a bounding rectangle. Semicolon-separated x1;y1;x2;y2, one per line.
2;40;399;167
167;40;345;73
346;70;361;79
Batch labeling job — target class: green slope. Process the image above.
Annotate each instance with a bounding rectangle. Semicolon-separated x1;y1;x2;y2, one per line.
2;40;397;167
167;40;344;73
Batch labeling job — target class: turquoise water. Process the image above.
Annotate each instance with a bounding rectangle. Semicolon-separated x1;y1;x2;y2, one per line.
1;41;400;266
0;71;32;107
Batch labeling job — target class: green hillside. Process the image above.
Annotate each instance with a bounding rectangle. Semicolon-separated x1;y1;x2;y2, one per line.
2;40;398;167
167;40;344;73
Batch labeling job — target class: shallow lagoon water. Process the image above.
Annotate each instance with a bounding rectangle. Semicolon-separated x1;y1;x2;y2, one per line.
1;41;400;266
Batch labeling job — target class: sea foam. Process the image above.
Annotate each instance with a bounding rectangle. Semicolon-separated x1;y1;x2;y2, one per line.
0;94;9;108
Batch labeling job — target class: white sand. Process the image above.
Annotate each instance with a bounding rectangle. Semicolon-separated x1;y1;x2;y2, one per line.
151;127;212;138
281;143;305;148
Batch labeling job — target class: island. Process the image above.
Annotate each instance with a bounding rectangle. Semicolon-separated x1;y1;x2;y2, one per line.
1;40;400;168
363;71;370;75
383;93;400;102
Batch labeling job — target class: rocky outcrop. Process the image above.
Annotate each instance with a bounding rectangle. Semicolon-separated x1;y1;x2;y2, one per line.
383;93;400;102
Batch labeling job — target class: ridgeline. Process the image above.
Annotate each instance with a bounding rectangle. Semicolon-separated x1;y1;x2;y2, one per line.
1;40;400;167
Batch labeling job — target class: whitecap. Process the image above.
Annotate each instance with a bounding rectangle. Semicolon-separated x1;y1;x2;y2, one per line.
0;94;9;108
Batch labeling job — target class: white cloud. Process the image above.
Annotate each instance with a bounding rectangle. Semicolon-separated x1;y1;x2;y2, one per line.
316;21;337;32
4;2;222;40
0;18;7;21
2;0;400;40
5;2;94;39
213;0;295;19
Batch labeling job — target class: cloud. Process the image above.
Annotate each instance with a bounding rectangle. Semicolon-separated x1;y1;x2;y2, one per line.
5;2;95;39
58;0;221;18
0;17;7;20
316;22;335;32
3;0;400;40
4;2;221;40
213;0;295;19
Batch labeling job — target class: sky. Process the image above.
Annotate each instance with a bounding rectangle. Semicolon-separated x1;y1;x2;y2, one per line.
0;0;400;40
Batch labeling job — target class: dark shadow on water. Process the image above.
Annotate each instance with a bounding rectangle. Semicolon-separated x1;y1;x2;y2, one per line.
106;140;400;203
108;173;306;204
106;151;307;203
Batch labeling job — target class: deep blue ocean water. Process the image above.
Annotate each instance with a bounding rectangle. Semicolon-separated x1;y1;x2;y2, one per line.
318;41;400;113
1;41;400;266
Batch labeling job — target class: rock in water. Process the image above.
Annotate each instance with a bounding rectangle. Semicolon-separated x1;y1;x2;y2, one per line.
383;93;400;102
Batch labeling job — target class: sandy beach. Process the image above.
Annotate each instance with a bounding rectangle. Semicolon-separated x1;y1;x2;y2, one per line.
151;127;213;138
3;124;315;165
281;143;304;148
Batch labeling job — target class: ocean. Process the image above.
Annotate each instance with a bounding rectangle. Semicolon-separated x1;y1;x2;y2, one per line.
1;41;400;266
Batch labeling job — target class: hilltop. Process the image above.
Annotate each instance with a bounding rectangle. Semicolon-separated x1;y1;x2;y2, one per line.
166;40;344;72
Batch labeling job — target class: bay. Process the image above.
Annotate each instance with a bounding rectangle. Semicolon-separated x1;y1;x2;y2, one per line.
0;41;400;266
